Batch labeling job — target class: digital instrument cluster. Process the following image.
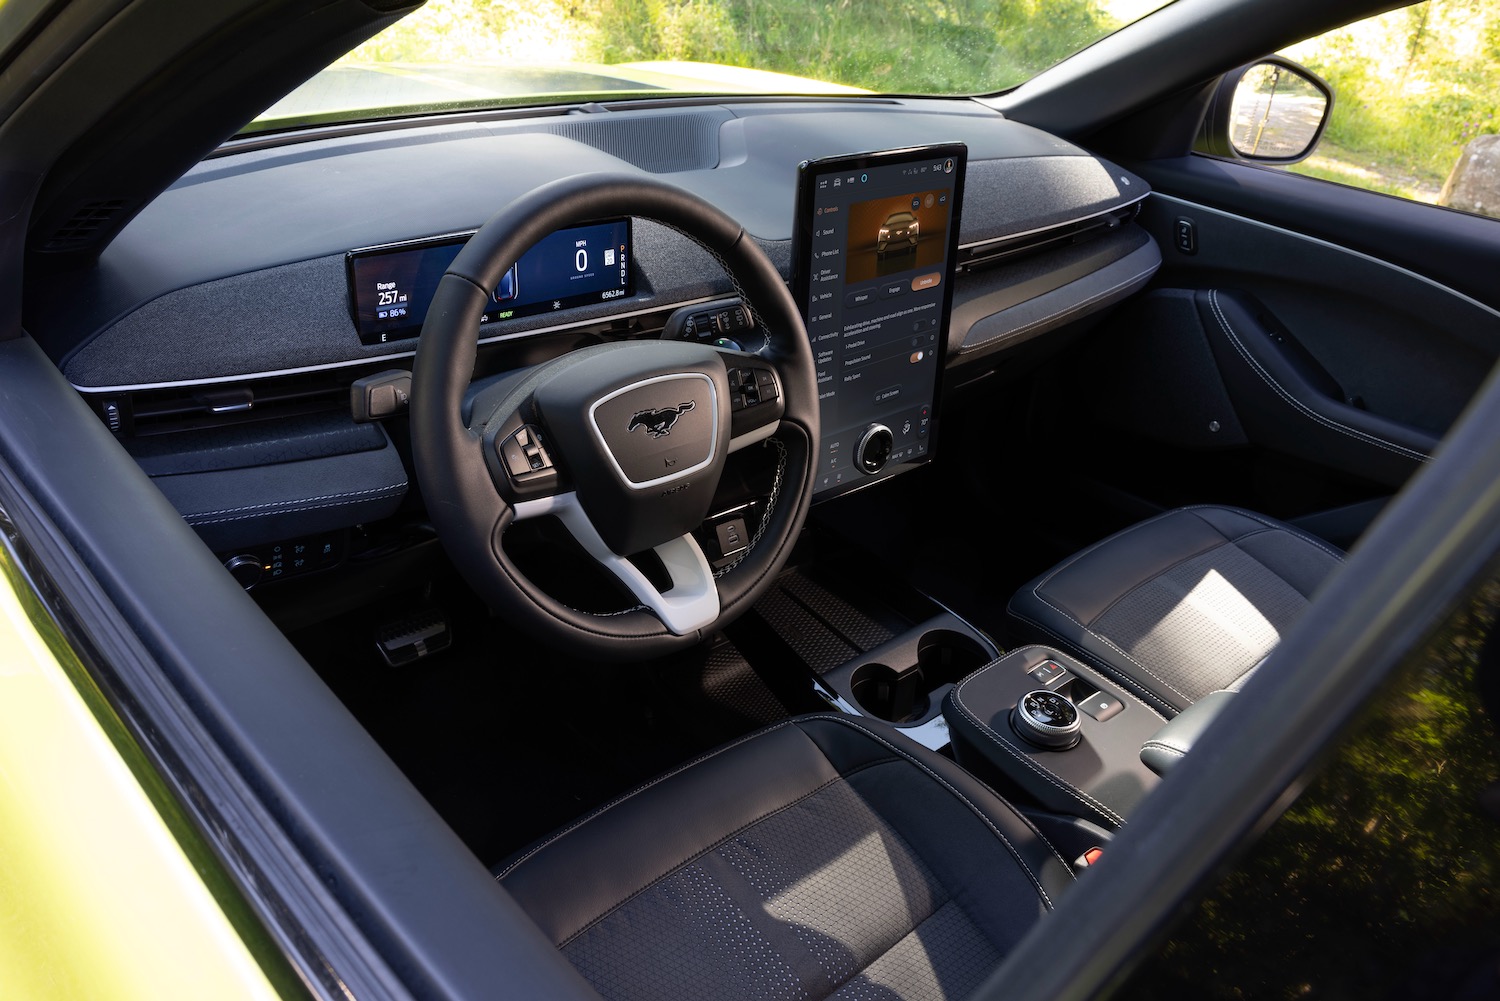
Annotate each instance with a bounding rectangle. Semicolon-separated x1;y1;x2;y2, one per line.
347;219;633;344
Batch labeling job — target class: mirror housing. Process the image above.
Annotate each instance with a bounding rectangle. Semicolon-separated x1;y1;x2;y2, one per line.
1197;56;1333;165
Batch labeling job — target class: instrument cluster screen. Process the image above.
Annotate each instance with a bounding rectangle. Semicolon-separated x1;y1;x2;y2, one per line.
347;218;633;344
792;144;966;501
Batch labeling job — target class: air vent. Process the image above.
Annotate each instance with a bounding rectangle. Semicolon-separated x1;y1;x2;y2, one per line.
40;200;129;253
109;372;348;437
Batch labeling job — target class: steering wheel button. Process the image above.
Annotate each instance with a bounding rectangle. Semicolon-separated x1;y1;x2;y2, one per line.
501;438;531;478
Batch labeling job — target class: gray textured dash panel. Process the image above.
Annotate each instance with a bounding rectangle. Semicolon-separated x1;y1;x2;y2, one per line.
541;110;731;173
64;220;750;388
56;106;1149;387
961;155;1143;246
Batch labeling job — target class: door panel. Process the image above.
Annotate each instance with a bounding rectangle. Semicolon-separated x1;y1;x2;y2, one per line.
1056;154;1500;542
1136;191;1500;438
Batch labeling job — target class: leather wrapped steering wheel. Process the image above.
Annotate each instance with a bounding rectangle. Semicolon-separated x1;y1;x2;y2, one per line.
411;173;819;659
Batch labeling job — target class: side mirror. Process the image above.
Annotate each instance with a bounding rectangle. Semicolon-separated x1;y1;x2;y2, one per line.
1197;57;1333;165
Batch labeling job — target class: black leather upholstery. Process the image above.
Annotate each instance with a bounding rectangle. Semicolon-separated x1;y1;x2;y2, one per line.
1009;505;1344;716
1139;689;1237;776
495;714;1073;1001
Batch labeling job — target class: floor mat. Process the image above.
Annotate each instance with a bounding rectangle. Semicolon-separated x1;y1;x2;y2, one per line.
285;577;795;867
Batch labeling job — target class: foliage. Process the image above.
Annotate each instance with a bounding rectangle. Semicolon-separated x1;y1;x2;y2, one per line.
339;0;1154;95
1283;0;1500;192
1119;579;1500;999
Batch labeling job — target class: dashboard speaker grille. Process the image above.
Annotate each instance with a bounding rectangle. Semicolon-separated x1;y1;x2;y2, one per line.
40;199;128;252
542;111;726;173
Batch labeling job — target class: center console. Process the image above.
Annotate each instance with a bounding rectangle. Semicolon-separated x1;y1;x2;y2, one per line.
942;646;1165;829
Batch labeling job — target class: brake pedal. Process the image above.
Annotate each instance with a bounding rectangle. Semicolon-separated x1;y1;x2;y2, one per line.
375;608;452;666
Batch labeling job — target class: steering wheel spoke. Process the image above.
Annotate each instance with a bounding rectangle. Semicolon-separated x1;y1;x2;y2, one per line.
514;491;720;635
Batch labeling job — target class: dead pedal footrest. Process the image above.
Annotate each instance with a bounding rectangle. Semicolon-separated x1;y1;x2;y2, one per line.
375;608;452;666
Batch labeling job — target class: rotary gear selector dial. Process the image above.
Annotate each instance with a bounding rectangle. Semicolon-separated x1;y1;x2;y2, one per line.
1011;689;1083;749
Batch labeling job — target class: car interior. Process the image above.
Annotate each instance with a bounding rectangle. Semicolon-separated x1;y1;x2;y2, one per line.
3;0;1499;997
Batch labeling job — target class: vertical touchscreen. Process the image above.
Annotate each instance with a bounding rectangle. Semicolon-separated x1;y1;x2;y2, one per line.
791;144;966;500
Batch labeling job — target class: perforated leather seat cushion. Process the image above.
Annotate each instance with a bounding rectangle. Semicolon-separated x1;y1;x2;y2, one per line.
1008;505;1344;716
495;714;1074;1001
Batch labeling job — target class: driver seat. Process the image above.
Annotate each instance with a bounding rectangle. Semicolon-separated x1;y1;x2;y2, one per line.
494;714;1073;1000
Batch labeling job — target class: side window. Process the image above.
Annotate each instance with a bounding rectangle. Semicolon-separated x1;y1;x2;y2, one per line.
1277;0;1500;215
1114;576;1500;998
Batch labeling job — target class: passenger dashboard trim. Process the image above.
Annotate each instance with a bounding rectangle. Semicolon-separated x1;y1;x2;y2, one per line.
956;192;1148;253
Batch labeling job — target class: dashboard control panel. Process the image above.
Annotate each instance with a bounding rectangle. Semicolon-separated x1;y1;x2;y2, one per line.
791;143;967;501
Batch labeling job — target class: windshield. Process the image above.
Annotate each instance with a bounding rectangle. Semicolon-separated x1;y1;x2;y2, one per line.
249;0;1174;133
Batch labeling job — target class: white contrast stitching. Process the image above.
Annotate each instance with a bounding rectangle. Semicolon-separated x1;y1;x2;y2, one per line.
1005;615;1177;719
958;263;1158;354
951;674;1129;828
1027;586;1197;708
138;427;366;462
1140;741;1187;759
184;482;407;525
497;714;1075;908
715;438;786;578
1180;504;1347;564
1206;290;1428;463
802;715;1073;904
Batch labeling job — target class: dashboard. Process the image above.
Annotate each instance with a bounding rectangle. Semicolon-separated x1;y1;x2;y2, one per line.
24;97;1161;574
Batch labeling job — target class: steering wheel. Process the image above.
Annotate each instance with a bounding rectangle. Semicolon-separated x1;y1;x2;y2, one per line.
410;174;819;660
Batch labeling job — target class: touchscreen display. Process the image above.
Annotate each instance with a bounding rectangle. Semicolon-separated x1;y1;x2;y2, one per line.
347;218;633;344
792;144;966;500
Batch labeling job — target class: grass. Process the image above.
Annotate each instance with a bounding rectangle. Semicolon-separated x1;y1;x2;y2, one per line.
1288;140;1445;203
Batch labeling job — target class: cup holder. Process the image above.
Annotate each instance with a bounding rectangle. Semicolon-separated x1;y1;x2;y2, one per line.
917;630;990;686
848;629;994;724
851;662;928;724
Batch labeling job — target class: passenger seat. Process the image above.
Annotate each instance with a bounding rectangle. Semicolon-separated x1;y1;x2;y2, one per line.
1008;505;1345;717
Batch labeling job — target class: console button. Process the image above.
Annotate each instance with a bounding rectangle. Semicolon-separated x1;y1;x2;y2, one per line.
1078;692;1124;722
1028;659;1066;685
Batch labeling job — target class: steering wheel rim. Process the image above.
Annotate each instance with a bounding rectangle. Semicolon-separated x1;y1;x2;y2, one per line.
410;173;819;660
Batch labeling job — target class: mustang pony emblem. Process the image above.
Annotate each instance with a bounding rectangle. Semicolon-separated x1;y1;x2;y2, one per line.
628;400;696;439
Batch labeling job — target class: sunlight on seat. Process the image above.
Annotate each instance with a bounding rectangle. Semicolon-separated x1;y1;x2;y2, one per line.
1131;569;1281;684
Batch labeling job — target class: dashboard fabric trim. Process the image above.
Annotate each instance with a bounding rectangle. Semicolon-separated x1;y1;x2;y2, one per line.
45;104;1148;391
